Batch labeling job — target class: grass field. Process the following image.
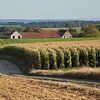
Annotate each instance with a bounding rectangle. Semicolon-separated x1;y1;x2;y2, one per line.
42;27;81;33
0;37;100;46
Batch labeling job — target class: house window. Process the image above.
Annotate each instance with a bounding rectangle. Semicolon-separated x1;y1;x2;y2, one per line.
12;36;15;39
18;36;21;39
70;36;72;38
64;36;66;38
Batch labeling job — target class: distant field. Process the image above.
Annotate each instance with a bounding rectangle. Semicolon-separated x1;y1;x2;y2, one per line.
11;39;100;50
42;27;81;33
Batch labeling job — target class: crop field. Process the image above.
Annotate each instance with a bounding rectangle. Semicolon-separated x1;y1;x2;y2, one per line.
42;27;81;33
0;39;100;74
0;75;100;100
13;40;100;49
0;37;100;46
0;39;100;100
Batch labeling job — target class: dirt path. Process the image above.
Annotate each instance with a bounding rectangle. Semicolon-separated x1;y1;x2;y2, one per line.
0;60;22;75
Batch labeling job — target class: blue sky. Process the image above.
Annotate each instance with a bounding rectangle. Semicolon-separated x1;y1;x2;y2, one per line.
0;0;100;19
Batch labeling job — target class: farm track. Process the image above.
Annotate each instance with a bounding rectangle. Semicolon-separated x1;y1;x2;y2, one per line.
13;74;100;90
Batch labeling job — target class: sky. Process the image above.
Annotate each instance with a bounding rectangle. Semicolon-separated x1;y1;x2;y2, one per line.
0;0;100;19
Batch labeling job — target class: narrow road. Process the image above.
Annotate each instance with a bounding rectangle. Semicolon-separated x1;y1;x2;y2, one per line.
0;60;22;75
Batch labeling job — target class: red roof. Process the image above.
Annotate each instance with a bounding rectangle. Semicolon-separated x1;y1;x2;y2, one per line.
21;30;60;38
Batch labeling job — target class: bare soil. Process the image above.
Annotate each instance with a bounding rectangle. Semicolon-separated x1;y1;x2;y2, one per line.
0;75;100;100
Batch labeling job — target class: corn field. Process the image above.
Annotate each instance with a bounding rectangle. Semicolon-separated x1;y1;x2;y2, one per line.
0;45;100;73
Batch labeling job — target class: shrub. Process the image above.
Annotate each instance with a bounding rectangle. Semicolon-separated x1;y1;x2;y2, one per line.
64;49;72;68
48;49;57;69
88;48;96;67
79;47;88;66
55;48;64;69
71;48;79;67
40;49;49;69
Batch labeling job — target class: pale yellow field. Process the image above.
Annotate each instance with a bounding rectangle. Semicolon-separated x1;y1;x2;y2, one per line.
12;40;100;50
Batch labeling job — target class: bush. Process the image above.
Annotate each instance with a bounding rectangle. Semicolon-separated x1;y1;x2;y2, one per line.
71;48;79;67
40;49;49;69
88;48;96;67
64;49;72;68
48;49;57;69
79;47;88;66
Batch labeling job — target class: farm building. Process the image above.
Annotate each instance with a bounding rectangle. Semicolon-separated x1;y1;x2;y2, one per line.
9;30;72;39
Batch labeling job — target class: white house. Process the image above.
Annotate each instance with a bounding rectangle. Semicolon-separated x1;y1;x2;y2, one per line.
61;31;72;38
10;30;72;39
10;31;22;39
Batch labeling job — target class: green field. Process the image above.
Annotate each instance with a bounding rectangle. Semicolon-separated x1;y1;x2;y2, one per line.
0;37;100;46
42;27;81;33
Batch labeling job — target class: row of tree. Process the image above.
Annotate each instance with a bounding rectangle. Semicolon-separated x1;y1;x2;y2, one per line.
0;24;100;37
0;26;40;33
2;20;100;28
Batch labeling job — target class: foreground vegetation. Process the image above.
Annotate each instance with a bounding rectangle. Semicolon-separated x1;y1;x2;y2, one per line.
0;45;100;74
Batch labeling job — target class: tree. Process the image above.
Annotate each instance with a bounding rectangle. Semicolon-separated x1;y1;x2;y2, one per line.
81;24;100;37
23;27;33;32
